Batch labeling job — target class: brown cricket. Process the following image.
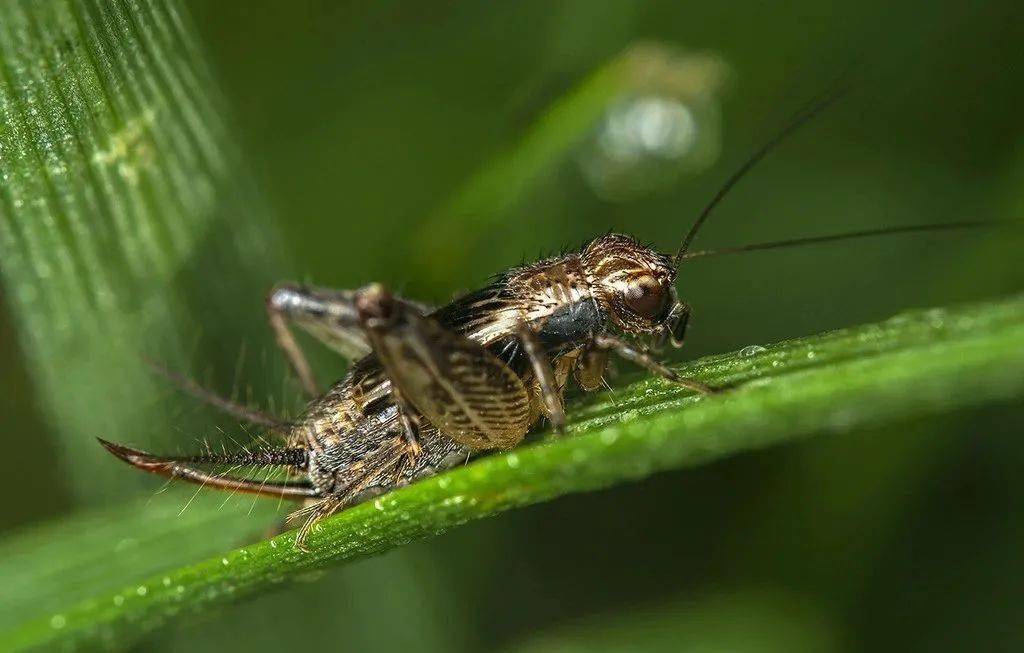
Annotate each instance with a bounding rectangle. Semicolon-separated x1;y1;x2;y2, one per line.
100;90;992;548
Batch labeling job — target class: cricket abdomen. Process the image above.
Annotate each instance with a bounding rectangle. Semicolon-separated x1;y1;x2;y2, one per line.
296;355;469;498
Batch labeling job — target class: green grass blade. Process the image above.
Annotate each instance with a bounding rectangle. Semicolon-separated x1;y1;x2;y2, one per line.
0;0;285;502
2;294;1023;652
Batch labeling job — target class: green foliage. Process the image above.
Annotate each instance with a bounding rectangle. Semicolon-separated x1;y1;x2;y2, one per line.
2;295;1023;650
0;0;284;503
2;1;1023;652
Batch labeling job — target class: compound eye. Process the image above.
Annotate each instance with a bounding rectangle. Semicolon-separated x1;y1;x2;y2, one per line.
623;275;668;317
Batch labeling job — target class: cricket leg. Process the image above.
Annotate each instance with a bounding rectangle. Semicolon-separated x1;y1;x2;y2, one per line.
593;334;719;395
355;283;533;451
266;284;435;398
292;438;408;550
144;358;291;435
269;283;434;456
515;322;566;433
574;347;610;392
266;284;372;397
389;384;423;458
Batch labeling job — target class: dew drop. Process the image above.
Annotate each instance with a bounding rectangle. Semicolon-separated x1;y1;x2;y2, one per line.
221;558;230;566
506;453;520;469
50;614;66;629
438;477;451;489
136;585;148;597
162;577;172;587
740;345;766;357
113;595;124;607
373;498;385;511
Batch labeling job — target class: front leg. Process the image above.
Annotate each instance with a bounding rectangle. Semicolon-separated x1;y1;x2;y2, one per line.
593;334;719;395
515;322;566;434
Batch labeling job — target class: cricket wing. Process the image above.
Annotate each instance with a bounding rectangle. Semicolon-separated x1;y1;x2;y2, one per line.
361;293;532;450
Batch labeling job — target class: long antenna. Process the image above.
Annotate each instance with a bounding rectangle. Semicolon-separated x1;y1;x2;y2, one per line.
674;85;848;266
678;220;1009;262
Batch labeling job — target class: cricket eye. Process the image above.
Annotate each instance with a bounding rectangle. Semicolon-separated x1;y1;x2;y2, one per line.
622;275;667;318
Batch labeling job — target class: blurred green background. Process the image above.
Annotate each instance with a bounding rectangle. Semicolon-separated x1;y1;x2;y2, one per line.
1;1;1023;651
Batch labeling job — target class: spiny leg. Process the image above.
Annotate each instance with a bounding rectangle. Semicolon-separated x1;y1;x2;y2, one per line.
292;438;408;550
270;283;425;456
593;333;719;395
144;358;290;435
266;285;350;397
516;321;566;433
266;284;434;398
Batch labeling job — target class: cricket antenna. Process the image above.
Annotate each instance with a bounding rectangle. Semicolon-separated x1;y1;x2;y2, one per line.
674;84;849;268
677;220;1012;262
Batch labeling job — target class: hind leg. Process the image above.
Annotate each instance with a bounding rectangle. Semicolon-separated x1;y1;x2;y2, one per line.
266;284;434;397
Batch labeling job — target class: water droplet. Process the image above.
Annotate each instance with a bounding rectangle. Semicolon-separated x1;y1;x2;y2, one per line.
136;585;148;597
113;595;124;607
50;614;66;629
438;477;451;489
506;453;520;469
806;351;816;360
600;431;619;445
442;495;467;507
269;540;278;549
373;498;385;511
740;345;766;357
162;577;172;587
221;558;229;566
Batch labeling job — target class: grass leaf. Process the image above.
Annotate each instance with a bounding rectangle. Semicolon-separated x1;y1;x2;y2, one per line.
2;294;1023;651
0;0;285;502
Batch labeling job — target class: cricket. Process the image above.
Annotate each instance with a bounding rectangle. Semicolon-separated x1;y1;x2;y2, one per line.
99;90;993;549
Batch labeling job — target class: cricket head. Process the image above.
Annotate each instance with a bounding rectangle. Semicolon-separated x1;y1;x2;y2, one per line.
581;234;686;345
